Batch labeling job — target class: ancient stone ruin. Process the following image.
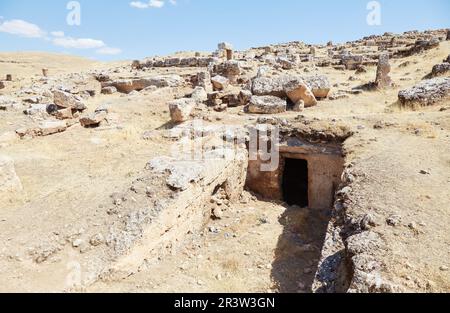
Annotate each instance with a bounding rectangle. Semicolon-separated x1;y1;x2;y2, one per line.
0;28;449;294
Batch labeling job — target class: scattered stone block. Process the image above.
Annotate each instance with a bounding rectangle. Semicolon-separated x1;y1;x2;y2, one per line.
248;95;287;114
284;79;317;107
52;90;86;111
211;75;229;91
168;98;197;123
80;111;107;127
398;77;450;108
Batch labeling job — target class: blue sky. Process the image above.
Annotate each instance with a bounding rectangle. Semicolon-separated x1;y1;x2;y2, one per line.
0;0;449;61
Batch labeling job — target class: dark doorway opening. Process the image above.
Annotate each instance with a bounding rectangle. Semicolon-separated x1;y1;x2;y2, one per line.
282;158;309;207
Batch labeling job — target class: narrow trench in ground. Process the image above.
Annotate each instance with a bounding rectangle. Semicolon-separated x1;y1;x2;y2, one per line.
245;139;345;292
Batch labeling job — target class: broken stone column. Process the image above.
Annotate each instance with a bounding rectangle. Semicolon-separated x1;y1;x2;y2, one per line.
375;53;393;88
226;49;233;60
218;42;233;60
42;69;49;77
6;74;12;81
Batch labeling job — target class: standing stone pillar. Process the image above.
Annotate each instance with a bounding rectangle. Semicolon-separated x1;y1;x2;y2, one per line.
6;74;12;81
42;69;49;77
375;53;393;88
226;49;233;60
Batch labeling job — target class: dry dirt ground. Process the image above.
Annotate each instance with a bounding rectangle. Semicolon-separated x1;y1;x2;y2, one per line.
0;41;449;292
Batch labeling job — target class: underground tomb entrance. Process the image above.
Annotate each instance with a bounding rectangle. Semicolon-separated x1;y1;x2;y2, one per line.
246;137;344;210
245;136;347;291
282;158;309;207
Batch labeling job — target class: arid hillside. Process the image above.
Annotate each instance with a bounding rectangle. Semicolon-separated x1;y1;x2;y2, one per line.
0;29;449;293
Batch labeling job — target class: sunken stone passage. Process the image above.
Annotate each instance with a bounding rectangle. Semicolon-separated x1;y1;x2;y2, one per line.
246;135;344;210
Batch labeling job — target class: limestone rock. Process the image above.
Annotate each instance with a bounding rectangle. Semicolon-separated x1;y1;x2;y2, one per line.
38;121;68;136
52;90;86;111
430;63;450;77
168;98;197;123
101;86;117;94
304;75;331;99
247;95;287;114
284;79;318;107
190;87;208;103
80;111;108;127
211;75;229;91
111;75;182;93
398;77;450;107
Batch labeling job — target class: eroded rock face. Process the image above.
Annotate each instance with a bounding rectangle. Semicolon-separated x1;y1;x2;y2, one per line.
248;95;287;114
398;77;450;107
0;155;23;196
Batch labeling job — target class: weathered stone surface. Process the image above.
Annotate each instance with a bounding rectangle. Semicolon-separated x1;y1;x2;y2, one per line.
0;155;23;195
0;81;4;89
23;104;49;116
52;90;86;111
54;108;74;120
168;98;197;123
80;111;107;127
252;75;294;98
101;86;117;94
396;38;440;57
195;71;212;91
211;75;229;91
38;120;68;136
341;54;364;70
248;95;287;114
430;63;450;77
214;60;241;81
190;87;208;102
238;90;253;106
447;29;450;41
398;77;450;107
140;57;218;69
304;75;331;98
284;79;317;107
375;53;393;88
111;75;182;93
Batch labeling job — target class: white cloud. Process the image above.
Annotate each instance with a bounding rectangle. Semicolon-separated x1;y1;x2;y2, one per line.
52;37;106;49
130;0;166;9
51;31;65;37
0;19;46;38
1;18;122;57
96;47;122;55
